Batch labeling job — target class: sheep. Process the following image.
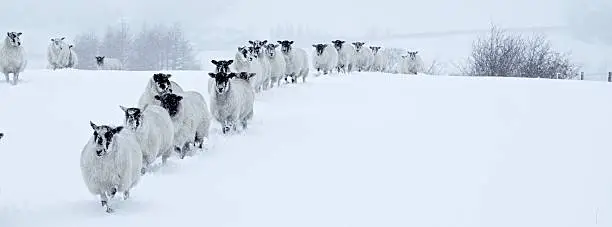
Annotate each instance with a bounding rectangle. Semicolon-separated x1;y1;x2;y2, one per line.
233;46;250;72
80;122;143;213
208;60;234;94
66;45;78;68
138;73;184;108
95;56;123;70
246;46;265;92
400;51;424;75
1;32;27;85
264;43;286;88
248;40;272;90
331;40;355;74
369;46;383;72
352;42;374;72
120;104;175;174
311;43;338;76
208;72;255;134
278;40;309;83
47;37;70;70
154;91;211;159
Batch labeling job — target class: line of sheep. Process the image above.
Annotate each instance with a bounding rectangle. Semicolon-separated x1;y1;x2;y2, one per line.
0;37;425;213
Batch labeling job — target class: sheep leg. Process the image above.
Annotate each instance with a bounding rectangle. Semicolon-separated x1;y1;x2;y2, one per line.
100;192;113;213
123;190;130;200
194;132;204;149
3;73;8;83
12;73;19;85
162;150;171;164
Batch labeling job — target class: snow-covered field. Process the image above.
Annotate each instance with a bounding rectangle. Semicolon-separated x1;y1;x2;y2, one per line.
0;69;611;227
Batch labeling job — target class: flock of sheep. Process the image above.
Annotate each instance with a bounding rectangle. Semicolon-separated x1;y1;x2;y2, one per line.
0;35;426;213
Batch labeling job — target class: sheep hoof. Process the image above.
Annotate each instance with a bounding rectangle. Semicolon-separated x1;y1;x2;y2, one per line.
123;191;130;200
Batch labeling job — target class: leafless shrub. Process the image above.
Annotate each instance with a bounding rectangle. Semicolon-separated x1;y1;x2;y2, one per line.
463;25;579;79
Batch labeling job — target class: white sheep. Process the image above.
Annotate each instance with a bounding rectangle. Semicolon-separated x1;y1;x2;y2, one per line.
246;46;265;92
1;32;27;85
369;46;383;72
47;37;70;70
352;42;374;72
154;91;211;159
138;73;184;108
80;122;143;213
331;40;355;74
248;40;272;90
278;40;309;83
233;46;250;72
400;51;424;75
311;43;338;76
66;45;78;68
264;43;286;88
208;72;255;134
120;104;175;174
95;56;123;70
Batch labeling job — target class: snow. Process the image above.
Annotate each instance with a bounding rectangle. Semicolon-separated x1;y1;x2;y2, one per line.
0;69;611;227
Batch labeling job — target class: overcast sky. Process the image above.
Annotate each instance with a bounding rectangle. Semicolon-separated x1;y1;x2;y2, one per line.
3;0;568;36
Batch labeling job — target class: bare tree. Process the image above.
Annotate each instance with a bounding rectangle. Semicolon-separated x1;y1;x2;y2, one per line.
73;32;100;70
464;25;579;79
76;21;199;71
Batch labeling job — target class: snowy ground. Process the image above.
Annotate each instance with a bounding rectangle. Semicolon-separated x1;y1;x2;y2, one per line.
0;70;610;227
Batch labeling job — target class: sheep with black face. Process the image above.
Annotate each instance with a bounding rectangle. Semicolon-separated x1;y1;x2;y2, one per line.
278;40;309;83
331;39;355;74
80;122;143;213
138;73;184;108
263;43;286;87
154;90;211;159
209;71;255;134
311;43;338;76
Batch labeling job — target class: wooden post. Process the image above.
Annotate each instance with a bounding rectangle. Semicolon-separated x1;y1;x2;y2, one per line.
580;72;584;80
608;72;611;82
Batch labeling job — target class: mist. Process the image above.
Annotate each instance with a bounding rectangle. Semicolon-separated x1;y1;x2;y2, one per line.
4;0;610;76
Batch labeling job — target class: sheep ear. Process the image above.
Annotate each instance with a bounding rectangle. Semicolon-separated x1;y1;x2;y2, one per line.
249;73;256;78
176;96;183;101
90;121;98;130
208;72;216;78
312;44;317;48
69;45;73;48
262;40;267;44
51;38;55;42
227;73;237;78
60;37;64;40
414;51;418;54
154;95;161;100
248;41;254;45
119;105;128;112
227;60;233;65
289;41;294;44
0;133;3;140
211;60;218;65
164;73;172;78
112;126;124;134
6;32;10;37
277;41;282;44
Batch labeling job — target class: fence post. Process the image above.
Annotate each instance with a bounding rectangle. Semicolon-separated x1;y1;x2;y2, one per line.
609;72;611;82
580;72;584;80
